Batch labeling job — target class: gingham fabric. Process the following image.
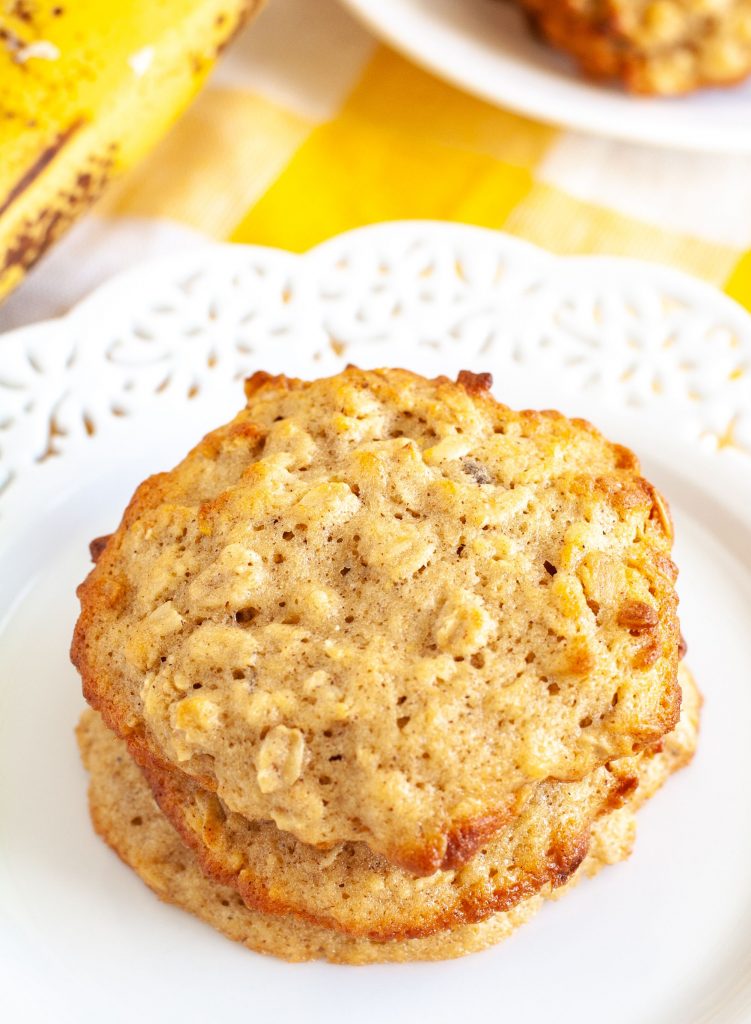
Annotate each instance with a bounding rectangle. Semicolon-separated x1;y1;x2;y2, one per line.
2;0;750;332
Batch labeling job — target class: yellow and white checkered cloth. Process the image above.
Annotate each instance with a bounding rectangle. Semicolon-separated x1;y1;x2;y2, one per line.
2;0;750;331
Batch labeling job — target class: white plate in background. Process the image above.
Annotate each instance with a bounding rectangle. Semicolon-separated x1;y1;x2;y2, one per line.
338;0;751;152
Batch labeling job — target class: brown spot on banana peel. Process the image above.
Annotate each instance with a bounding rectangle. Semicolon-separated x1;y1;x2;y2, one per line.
0;119;84;219
1;148;114;281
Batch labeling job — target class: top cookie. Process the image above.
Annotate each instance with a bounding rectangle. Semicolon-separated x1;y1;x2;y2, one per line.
72;367;681;874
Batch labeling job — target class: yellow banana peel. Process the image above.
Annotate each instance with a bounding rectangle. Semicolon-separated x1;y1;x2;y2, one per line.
0;0;264;302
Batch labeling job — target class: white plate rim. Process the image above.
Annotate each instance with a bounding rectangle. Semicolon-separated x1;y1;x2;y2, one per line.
337;0;751;153
3;219;751;539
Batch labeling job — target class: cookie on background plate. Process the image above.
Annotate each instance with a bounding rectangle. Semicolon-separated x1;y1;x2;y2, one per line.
517;0;751;95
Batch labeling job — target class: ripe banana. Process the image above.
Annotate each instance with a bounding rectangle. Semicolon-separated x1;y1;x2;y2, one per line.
0;0;264;303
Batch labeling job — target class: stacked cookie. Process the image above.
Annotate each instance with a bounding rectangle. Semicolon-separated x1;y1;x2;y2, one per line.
72;367;699;964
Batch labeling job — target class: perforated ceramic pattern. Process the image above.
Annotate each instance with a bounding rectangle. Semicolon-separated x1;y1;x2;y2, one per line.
1;223;750;497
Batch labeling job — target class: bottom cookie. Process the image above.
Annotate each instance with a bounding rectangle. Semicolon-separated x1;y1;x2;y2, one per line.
76;709;689;964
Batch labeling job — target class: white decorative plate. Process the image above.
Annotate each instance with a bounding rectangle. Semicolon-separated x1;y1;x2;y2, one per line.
338;0;751;152
2;222;751;1024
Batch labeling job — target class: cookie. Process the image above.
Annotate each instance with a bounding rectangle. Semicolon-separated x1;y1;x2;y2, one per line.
77;710;683;964
73;367;681;873
116;664;700;940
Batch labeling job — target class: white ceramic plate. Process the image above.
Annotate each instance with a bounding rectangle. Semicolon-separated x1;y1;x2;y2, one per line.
2;223;751;1023
338;0;751;152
